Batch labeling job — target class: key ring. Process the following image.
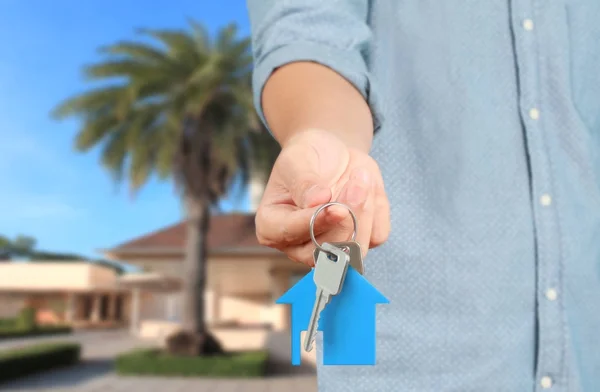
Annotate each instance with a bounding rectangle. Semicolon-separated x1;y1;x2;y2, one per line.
309;202;358;254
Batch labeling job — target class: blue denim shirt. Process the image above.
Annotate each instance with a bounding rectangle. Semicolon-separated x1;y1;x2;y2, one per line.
247;1;600;391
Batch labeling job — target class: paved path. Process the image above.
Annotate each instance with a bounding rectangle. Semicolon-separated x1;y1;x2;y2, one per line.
0;330;317;392
0;329;136;352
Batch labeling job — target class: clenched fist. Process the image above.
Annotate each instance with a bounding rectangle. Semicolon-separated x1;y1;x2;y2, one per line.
255;129;391;266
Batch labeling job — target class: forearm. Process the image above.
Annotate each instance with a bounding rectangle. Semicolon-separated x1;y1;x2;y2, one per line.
247;0;378;152
263;62;374;153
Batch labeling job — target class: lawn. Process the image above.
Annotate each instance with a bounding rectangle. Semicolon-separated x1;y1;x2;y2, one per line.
116;348;269;378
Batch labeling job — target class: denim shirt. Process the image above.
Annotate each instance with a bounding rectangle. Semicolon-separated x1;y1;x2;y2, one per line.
247;1;600;391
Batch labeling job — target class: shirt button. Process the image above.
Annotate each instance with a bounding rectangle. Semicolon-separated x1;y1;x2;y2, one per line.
545;288;558;301
540;194;552;206
523;19;534;31
540;376;553;389
529;108;540;120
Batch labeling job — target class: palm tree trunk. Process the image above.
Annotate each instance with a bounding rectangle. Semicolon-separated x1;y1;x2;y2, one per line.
181;195;210;355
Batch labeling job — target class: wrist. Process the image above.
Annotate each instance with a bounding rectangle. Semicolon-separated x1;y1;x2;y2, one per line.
281;128;372;154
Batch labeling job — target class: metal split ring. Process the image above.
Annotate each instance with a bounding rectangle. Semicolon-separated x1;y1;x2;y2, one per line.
309;202;358;254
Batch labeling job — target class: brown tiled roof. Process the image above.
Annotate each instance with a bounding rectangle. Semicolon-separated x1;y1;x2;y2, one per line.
109;213;266;254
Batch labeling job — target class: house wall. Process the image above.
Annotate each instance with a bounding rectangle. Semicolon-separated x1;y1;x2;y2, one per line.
124;255;288;328
33;293;67;325
0;293;25;319
88;266;118;288
0;262;119;291
130;258;185;278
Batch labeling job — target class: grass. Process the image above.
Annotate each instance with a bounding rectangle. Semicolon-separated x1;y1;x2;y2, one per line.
116;348;269;378
0;342;81;383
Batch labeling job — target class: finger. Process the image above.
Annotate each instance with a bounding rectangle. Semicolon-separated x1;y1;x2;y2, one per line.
369;176;391;248
282;209;366;266
275;147;332;209
255;203;349;248
335;168;375;258
282;219;355;267
280;205;363;266
283;240;319;267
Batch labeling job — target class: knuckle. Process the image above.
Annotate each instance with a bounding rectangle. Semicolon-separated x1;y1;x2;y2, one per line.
369;236;384;248
370;227;390;248
291;176;316;196
255;208;277;248
256;233;272;247
280;223;298;246
285;247;314;267
338;215;355;233
360;246;370;259
254;206;265;228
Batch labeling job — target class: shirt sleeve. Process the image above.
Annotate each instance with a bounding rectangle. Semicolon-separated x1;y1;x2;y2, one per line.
246;0;382;133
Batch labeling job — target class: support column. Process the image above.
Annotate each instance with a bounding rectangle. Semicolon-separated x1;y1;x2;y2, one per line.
269;269;291;331
90;294;101;323
130;288;141;335
65;293;76;323
108;293;117;321
211;284;221;324
166;294;177;321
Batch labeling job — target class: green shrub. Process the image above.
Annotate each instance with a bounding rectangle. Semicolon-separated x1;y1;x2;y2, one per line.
0;307;71;340
116;348;269;378
0;325;72;340
0;318;16;328
16;307;36;330
0;342;81;383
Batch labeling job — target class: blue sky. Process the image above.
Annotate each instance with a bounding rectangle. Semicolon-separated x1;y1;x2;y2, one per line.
0;0;253;258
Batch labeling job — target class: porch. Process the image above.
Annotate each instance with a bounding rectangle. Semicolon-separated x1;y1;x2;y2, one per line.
0;262;130;328
117;256;316;364
22;291;128;328
118;263;303;337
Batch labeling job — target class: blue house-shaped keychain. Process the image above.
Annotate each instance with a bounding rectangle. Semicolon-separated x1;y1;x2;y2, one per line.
277;265;389;366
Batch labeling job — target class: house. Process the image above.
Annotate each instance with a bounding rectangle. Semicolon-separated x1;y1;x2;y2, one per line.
0;261;128;327
0;213;318;364
101;213;311;339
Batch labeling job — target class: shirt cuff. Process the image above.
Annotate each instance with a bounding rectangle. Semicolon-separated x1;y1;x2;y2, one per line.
252;42;383;136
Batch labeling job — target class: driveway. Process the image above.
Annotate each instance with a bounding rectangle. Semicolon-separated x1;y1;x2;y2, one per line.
0;329;317;392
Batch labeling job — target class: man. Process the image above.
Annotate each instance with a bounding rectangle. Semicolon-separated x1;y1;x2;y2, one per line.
247;1;600;391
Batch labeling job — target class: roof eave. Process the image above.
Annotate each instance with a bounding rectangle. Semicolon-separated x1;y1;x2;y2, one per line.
98;246;281;258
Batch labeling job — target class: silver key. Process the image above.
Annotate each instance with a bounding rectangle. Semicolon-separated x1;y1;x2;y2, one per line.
312;241;364;275
304;242;350;352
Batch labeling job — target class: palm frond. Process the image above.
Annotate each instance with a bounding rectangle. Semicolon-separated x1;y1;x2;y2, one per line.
100;127;129;181
84;60;161;81
137;28;199;60
74;112;120;151
52;85;128;119
99;41;172;65
215;23;239;51
53;22;280;199
187;19;211;52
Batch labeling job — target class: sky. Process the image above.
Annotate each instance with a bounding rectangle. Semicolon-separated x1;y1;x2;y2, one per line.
0;0;254;259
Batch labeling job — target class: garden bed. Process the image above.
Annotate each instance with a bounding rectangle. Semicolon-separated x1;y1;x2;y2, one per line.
116;348;269;378
0;342;81;383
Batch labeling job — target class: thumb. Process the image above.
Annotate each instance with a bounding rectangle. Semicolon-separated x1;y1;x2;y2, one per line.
290;174;332;208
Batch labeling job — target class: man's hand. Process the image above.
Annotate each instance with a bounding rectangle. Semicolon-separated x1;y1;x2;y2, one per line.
255;129;390;266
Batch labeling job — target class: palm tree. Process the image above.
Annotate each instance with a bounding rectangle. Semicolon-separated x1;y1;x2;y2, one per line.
52;21;280;355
